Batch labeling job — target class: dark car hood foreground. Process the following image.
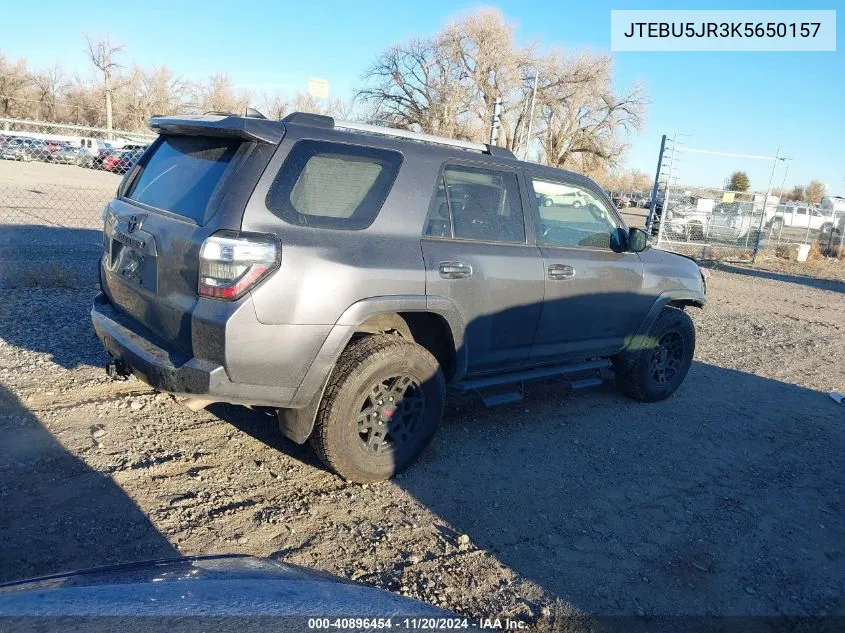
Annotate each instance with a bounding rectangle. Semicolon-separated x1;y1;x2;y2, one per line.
0;555;450;632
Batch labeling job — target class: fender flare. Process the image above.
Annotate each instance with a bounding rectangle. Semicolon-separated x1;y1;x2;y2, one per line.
278;295;465;444
624;290;705;353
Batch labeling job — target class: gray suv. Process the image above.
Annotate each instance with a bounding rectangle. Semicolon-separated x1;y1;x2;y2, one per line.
92;112;706;483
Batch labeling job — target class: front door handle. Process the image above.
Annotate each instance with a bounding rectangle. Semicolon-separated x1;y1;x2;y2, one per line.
548;264;575;280
439;261;473;279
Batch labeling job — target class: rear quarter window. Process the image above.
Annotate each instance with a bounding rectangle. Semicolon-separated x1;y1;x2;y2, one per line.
265;140;403;230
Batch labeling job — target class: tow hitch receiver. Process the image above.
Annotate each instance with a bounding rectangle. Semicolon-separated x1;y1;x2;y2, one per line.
105;359;131;381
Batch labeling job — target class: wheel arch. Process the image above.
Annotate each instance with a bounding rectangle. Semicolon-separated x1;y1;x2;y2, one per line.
278;296;464;444
625;291;704;353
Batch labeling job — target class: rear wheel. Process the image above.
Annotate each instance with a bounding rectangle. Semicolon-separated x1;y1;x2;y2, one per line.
614;307;695;402
769;218;783;234
310;335;445;483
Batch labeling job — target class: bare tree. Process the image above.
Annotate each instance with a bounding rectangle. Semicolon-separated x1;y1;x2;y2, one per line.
358;37;475;138
805;180;826;204
0;54;32;117
260;90;289;120
537;53;645;170
84;34;126;139
33;64;66;121
357;8;646;170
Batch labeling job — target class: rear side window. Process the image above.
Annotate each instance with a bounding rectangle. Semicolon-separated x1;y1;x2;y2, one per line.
266;140;403;230
425;164;525;243
124;135;241;223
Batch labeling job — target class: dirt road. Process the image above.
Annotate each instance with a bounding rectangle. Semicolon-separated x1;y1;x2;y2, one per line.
1;260;844;626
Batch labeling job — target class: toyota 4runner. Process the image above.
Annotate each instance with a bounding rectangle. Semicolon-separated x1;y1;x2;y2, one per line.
92;111;706;483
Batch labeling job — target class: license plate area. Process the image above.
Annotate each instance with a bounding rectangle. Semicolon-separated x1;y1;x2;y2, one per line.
108;236;157;293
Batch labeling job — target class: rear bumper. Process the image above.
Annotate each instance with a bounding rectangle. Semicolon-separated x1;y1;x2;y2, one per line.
91;293;298;407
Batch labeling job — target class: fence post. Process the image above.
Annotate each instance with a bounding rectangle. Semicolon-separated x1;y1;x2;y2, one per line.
645;134;666;236
751;146;781;264
655;134;678;248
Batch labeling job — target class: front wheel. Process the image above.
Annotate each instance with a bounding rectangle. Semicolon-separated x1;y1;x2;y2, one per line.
310;335;445;483
614;307;695;402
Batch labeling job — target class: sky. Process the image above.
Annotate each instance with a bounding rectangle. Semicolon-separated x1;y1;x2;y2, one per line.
0;0;842;194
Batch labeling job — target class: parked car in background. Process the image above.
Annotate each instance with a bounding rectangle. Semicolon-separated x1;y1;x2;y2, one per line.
537;188;589;208
821;196;845;233
48;145;93;167
769;204;833;235
612;193;631;208
662;195;716;241
26;139;50;160
0;138;37;162
101;148;144;174
707;201;759;243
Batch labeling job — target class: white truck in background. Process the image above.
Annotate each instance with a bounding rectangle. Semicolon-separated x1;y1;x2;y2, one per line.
821;196;845;234
770;203;836;234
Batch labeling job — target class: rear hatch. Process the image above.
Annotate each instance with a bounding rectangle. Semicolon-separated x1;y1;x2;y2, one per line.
100;115;282;355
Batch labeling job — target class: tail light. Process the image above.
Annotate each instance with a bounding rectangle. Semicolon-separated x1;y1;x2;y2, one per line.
198;231;280;300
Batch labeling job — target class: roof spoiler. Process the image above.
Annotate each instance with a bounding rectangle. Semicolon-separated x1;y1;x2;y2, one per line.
148;114;284;144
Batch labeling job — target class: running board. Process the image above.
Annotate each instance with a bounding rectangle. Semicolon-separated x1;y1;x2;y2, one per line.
451;359;612;392
568;377;604;390
479;390;524;407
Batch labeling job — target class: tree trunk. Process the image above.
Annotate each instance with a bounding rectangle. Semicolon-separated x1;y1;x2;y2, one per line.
105;87;114;140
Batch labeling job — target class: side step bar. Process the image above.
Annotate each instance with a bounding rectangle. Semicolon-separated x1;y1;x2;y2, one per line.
451;359;612;392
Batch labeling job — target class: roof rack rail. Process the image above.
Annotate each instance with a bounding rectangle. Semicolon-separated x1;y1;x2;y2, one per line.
336;120;490;153
276;113;515;158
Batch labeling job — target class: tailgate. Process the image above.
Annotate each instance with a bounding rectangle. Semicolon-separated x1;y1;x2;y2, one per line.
101;126;279;354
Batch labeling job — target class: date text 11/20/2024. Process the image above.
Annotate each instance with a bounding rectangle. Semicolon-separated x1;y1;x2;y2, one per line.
307;617;528;630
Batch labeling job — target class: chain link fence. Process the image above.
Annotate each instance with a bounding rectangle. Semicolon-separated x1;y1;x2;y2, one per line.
647;138;844;262
0;119;155;286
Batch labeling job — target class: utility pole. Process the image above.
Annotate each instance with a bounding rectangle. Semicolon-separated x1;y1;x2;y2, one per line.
522;71;539;160
489;96;502;146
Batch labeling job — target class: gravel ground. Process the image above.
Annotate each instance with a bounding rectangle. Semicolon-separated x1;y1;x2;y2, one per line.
1;254;844;629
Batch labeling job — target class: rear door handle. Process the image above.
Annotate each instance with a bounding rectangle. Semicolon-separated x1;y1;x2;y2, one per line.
548;264;575;280
439;261;473;279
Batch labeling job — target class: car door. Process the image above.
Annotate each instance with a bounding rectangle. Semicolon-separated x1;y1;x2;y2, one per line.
421;162;544;375
525;172;651;363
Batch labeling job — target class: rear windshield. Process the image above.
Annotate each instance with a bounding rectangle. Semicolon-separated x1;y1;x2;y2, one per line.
125;135;241;222
266;140;403;230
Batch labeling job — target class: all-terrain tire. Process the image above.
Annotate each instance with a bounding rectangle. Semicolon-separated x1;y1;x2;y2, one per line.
310;335;445;483
614;307;695;402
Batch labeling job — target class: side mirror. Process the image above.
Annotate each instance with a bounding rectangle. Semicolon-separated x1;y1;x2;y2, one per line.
628;227;648;253
609;227;628;253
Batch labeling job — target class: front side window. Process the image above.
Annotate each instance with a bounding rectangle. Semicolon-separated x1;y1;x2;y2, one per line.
266;140;403;230
424;164;525;243
531;177;620;249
